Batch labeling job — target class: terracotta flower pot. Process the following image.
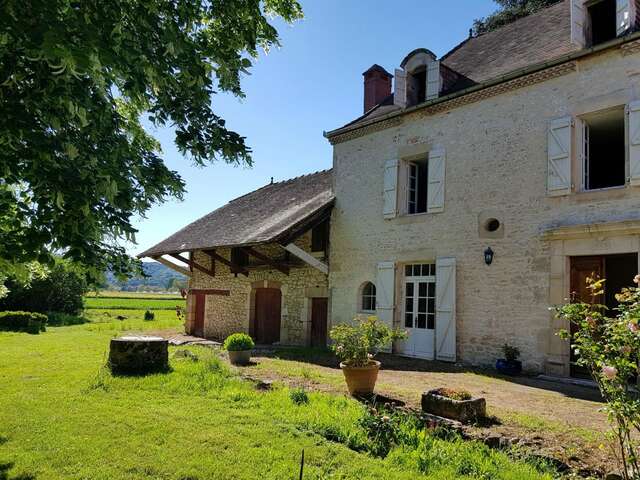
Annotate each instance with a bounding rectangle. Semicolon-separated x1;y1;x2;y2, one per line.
228;350;251;366
340;360;380;395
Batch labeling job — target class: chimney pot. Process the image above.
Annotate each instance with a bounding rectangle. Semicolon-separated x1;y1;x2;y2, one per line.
363;64;393;114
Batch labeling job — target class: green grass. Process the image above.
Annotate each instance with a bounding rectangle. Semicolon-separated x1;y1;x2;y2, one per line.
0;322;555;480
84;296;185;310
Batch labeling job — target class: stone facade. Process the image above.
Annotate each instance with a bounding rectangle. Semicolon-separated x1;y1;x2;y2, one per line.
328;46;640;375
186;232;329;345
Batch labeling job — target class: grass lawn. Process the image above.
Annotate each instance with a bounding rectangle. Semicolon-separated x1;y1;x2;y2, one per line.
0;320;555;480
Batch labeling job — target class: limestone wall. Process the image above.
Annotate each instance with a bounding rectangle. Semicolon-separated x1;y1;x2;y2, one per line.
187;232;328;345
329;47;640;374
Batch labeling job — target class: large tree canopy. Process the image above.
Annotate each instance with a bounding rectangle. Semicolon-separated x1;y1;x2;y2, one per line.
0;0;302;281
472;0;561;35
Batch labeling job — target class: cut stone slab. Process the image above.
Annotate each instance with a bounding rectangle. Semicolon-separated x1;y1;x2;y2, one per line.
421;389;487;424
109;336;169;375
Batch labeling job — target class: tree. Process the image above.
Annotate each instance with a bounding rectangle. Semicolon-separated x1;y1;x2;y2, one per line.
0;0;303;282
472;0;560;35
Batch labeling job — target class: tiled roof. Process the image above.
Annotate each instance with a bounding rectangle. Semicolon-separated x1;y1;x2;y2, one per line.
138;169;334;257
335;0;576;131
441;0;575;83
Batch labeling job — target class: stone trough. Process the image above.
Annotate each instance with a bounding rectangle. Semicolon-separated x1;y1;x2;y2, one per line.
109;336;169;375
421;389;486;424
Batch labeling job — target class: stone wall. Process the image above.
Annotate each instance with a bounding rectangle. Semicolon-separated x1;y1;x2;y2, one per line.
187;232;328;345
329;47;640;374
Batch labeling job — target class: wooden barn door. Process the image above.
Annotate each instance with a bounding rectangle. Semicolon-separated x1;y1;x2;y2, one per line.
193;293;206;337
254;288;281;344
569;256;604;378
310;297;328;347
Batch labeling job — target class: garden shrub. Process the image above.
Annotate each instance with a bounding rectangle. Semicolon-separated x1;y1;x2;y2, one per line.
223;333;255;351
144;310;155;321
0;260;88;315
289;387;309;405
0;311;48;334
47;312;89;326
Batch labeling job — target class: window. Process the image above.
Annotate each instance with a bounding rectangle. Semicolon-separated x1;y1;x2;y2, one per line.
311;220;329;252
582;107;625;190
407;68;427;106
588;0;617;46
403;264;436;330
230;247;249;268
407;158;428;214
361;282;376;312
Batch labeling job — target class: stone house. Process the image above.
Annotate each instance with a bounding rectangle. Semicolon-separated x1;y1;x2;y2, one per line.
325;0;640;377
142;0;640;377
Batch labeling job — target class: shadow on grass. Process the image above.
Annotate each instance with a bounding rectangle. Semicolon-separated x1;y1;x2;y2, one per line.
0;462;37;480
109;365;174;377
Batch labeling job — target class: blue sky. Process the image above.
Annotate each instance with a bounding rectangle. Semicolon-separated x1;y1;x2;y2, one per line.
131;0;497;257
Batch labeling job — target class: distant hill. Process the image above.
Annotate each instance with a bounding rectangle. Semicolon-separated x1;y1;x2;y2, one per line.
105;261;187;292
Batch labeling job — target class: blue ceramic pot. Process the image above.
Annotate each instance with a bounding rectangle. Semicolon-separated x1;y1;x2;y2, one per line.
495;358;522;376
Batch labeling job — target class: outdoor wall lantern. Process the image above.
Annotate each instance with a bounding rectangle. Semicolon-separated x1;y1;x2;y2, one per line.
484;247;494;266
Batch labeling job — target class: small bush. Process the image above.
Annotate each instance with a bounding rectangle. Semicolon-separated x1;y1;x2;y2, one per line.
502;343;520;361
0;311;48;334
432;387;472;401
144;310;155;321
289;388;309;405
47;312;88;326
223;333;254;352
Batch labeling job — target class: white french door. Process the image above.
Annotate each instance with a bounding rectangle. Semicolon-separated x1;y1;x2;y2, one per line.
400;263;436;359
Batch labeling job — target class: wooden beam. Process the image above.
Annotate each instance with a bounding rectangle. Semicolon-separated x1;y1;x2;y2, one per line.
152;256;192;277
203;249;249;277
282;243;328;274
168;253;216;279
242;246;289;275
188;288;230;296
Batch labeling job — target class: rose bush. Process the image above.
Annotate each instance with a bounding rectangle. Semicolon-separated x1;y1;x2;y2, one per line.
555;275;640;479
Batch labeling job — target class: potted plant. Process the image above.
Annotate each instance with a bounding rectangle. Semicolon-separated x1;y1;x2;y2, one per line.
495;343;522;376
223;333;255;366
329;316;406;395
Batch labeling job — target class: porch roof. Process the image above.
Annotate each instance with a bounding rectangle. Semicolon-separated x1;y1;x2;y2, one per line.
138;169;334;258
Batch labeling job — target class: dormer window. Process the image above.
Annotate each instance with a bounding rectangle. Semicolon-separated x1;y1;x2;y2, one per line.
587;0;617;46
408;68;427;106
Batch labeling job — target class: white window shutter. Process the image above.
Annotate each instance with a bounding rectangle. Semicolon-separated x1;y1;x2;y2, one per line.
570;0;586;47
394;69;407;108
435;257;456;362
376;261;396;352
628;101;640;186
427;147;445;213
426;61;441;100
383;159;399;219
617;0;633;35
547;116;573;196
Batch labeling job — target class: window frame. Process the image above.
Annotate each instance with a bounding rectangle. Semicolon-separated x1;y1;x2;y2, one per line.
360;282;377;314
401;154;429;216
576;105;629;193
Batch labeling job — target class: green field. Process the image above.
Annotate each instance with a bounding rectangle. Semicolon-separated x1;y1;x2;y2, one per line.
86;291;185;299
84;295;185;310
0;321;554;479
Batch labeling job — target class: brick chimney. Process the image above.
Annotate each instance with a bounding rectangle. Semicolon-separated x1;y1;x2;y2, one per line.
363;64;392;113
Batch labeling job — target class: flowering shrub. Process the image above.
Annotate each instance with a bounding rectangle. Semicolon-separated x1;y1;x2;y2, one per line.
432;387;472;401
555;274;640;479
329;316;407;367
